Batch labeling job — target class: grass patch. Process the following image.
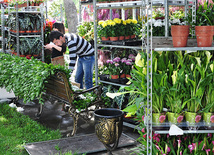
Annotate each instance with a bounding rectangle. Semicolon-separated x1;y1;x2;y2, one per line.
0;103;62;155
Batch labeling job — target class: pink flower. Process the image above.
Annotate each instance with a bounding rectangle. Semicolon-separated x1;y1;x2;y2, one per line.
143;134;147;139
210;115;214;123
141;128;145;133
212;141;214;145
167;146;171;153
206;149;211;155
106;60;113;64
113;57;120;63
180;151;182;155
126;61;132;65
177;139;181;148
121;58;127;63
142;115;145;121
188;144;194;153
208;133;212;138
159;115;166;123
192;143;196;150
177;115;184;123
155;144;161;151
114;63;119;67
195;115;201;123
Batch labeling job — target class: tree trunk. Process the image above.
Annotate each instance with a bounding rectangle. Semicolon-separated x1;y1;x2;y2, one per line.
63;0;78;33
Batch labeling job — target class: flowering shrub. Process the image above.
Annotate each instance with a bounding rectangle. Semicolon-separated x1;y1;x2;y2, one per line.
120;54;135;75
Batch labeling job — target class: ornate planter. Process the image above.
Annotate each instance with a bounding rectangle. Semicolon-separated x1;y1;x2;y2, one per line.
94;108;124;154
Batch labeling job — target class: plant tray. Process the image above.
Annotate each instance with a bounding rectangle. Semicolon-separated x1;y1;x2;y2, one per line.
98;74;129;85
101;39;142;46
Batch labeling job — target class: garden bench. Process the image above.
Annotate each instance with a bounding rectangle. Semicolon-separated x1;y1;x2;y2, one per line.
36;71;104;137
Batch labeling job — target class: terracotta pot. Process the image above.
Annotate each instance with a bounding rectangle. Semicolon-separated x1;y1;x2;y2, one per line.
26;30;32;33
120;74;126;78
110;36;119;41
126;74;131;78
124;36;130;40
19;55;25;57
101;37;110;41
171;25;189;47
195;26;213;47
19;30;25;33
130;34;135;39
111;75;119;79
118;36;125;40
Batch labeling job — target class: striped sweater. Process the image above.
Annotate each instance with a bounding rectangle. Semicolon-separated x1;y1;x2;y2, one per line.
65;33;94;70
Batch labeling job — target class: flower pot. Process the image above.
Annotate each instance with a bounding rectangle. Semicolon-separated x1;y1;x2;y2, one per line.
195;26;213;47
185;112;201;130
110;36;119;41
111;75;119;79
118;36;125;40
94;108;124;153
120;73;126;78
101;37;110;41
126;74;131;78
167;112;183;124
130;34;135;39
124;36;130;40
171;25;189;47
203;112;214;129
152;113;166;125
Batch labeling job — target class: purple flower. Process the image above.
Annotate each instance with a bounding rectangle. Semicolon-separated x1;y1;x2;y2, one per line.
167;146;171;153
208;133;212;138
129;54;135;61
126;61;132;65
121;58;127;63
115;63;119;67
113;57;120;63
106;60;113;64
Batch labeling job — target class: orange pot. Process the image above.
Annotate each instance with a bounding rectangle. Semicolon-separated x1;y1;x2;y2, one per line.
195;26;213;47
111;75;119;79
171;25;189;47
120;74;126;78
118;36;125;40
110;36;119;41
101;37;110;41
125;36;130;40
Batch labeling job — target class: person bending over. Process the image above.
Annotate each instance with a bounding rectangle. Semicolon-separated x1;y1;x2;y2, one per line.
46;31;95;90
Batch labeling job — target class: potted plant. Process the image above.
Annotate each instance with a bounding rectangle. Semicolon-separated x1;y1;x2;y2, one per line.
105;57;121;79
194;0;214;47
165;68;185;124
97;20;110;41
107;18;121;41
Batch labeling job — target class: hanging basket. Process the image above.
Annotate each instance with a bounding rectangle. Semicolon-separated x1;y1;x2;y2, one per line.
171;25;189;47
195;26;213;47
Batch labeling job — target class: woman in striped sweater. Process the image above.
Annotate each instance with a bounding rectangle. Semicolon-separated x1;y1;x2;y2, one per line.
46;31;95;90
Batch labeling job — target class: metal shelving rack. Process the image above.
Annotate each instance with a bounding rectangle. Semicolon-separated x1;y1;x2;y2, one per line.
6;2;45;61
93;0;214;154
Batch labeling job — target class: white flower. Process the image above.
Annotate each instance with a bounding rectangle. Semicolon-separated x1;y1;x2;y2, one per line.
16;107;24;112
79;94;86;100
154;20;163;27
9;103;17;108
106;92;122;99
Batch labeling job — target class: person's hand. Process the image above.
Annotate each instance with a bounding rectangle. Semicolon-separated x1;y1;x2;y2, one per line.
44;43;54;50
